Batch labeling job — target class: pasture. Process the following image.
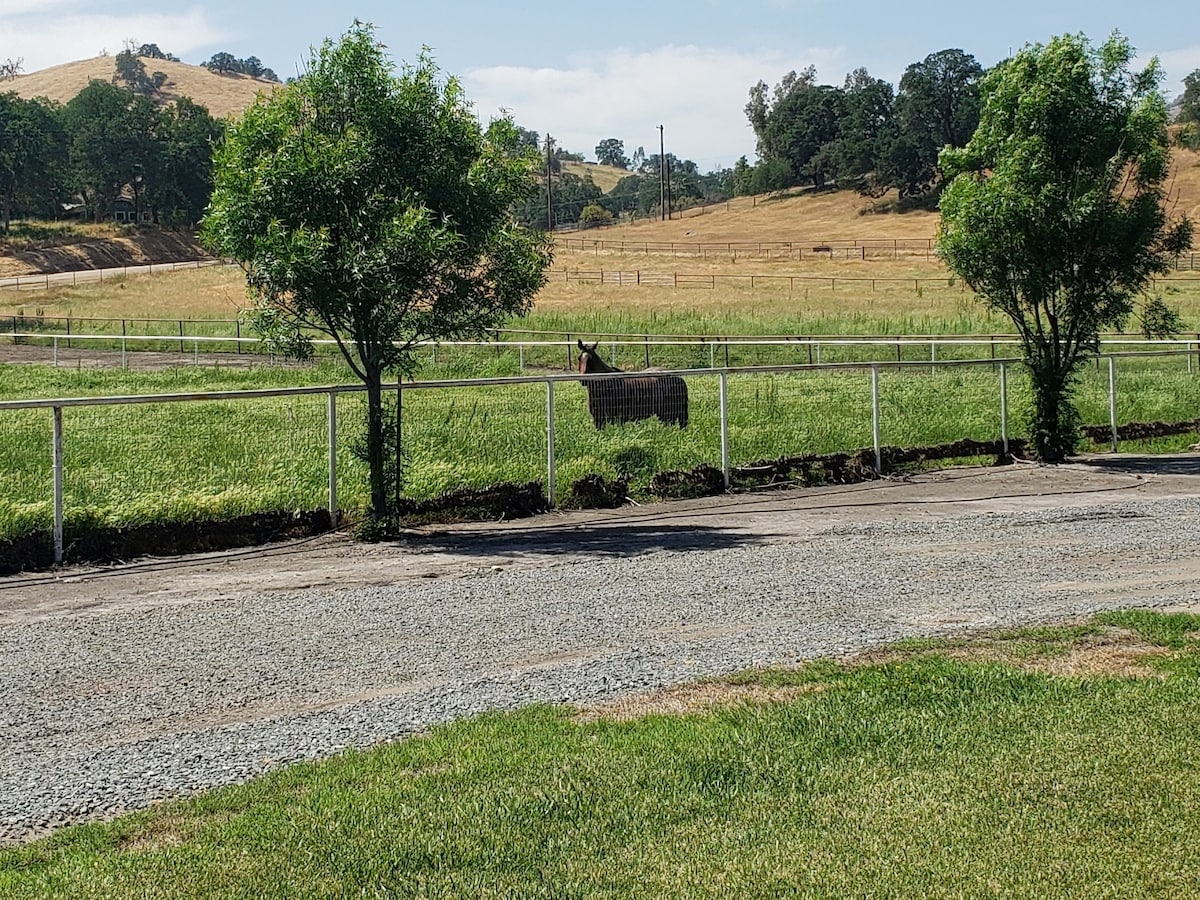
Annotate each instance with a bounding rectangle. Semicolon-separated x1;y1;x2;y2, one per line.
3;610;1200;897
2;195;1200;551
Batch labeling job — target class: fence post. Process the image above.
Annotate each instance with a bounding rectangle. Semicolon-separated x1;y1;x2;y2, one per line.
53;406;64;565
644;335;650;368
546;380;556;508
179;320;185;354
1000;363;1009;457
1108;357;1118;452
328;391;338;527
53;336;58;367
871;366;882;474
719;371;730;489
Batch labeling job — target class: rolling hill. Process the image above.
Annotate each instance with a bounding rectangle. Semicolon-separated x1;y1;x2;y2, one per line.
7;56;279;118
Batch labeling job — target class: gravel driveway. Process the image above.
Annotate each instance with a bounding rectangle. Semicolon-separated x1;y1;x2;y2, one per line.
3;455;1200;844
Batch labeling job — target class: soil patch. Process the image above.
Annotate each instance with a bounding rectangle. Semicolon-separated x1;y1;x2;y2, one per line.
0;230;210;277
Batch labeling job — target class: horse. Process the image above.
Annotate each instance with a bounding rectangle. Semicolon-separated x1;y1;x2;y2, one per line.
576;340;689;429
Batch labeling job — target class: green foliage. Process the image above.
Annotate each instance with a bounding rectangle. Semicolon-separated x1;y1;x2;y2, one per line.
135;43;180;63
112;50;161;96
1139;296;1185;338
939;32;1194;461
594;137;629;169
0;92;66;231
873;49;982;199
1178;69;1200;123
202;23;553;515
578;202;613;229
202;51;279;82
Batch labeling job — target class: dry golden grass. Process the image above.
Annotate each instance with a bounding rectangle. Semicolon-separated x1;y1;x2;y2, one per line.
605;188;940;244
9;56;278;118
579;624;1173;723
560;161;630;192
0;266;246;321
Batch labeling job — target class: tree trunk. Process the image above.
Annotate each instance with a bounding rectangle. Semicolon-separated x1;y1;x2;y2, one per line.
1027;350;1081;463
364;366;388;518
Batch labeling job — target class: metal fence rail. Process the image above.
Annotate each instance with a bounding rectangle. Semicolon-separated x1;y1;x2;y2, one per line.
8;330;1200;375
5;350;1199;565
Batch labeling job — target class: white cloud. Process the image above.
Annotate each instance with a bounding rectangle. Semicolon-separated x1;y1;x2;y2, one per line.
464;44;845;169
0;4;227;71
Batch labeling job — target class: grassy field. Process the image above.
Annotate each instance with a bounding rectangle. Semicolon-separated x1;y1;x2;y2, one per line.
2;610;1198;897
2;188;1199;541
5;258;1200;352
3;353;1199;542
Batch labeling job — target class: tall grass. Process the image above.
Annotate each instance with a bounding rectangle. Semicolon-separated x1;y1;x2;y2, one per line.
3;355;1199;542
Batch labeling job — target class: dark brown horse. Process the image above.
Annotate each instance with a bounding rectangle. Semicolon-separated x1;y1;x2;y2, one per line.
576;340;689;429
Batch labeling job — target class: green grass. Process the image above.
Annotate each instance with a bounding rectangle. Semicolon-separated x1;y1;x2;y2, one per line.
3;355;1200;542
3;612;1200;897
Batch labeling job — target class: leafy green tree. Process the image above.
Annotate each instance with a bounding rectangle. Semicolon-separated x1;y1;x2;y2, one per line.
1179;69;1200;123
152;97;223;225
63;80;161;220
579;202;613;228
202;24;552;518
876;49;982;199
595;138;629;169
203;52;239;74
824;68;894;183
136;43;180;62
0;93;65;232
938;33;1192;461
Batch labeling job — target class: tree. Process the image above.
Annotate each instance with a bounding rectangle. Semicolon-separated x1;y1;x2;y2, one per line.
0;58;22;81
875;49;982;199
938;32;1192;462
136;43;180;62
595;137;629;169
202;24;552;519
203;52;239;75
152;97;223;225
0;93;65;232
1179;69;1200;123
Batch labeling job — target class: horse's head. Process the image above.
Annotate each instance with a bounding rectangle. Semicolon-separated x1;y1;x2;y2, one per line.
577;339;605;374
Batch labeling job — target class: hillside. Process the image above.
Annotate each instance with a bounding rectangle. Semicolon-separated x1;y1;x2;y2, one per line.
8;56;278;118
561;161;630;193
594;146;1200;246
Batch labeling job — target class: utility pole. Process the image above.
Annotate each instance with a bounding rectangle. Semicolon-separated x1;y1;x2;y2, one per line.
545;134;554;232
665;155;673;221
658;124;666;221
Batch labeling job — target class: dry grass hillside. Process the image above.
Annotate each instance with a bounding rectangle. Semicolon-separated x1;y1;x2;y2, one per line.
596;146;1200;246
8;56;278;118
561;161;630;193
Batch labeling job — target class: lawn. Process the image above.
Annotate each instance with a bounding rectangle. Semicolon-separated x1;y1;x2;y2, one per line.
2;610;1198;898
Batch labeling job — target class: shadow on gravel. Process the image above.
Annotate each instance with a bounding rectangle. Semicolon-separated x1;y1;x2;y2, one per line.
403;523;773;560
1076;455;1200;477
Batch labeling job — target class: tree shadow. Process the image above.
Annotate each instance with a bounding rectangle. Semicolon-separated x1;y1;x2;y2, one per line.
401;522;773;561
1076;454;1200;476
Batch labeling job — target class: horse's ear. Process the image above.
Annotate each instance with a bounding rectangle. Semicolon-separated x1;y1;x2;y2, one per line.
577;339;587;351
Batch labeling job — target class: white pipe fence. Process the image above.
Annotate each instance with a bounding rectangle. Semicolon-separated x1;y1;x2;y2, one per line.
8;331;1200;374
2;350;1196;566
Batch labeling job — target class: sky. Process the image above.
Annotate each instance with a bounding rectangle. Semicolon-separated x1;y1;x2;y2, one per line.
3;1;1198;171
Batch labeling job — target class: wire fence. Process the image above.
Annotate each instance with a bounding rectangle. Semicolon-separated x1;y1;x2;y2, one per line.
4;350;1200;565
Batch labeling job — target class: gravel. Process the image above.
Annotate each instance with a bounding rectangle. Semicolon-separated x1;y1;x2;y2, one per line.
2;493;1199;845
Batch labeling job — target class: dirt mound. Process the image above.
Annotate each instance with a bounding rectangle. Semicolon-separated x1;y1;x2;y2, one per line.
0;230;211;277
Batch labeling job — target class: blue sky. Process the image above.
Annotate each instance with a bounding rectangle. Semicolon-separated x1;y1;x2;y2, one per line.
4;1;1198;170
